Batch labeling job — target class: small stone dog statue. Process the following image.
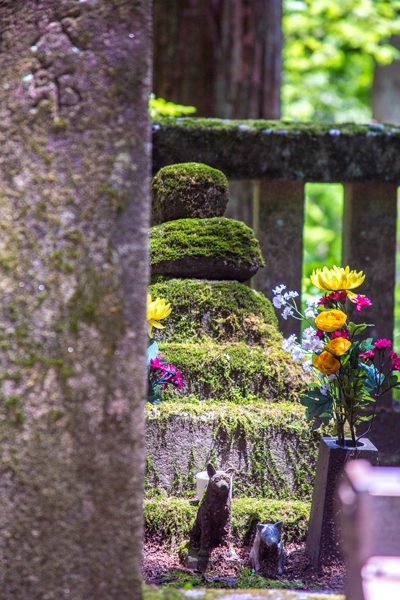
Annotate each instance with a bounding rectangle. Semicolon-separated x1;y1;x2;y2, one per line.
249;521;285;577
186;463;232;572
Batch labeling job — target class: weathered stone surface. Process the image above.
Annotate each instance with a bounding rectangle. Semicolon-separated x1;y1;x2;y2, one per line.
254;181;304;338
152;162;229;224
150;217;264;281
144;587;344;600
152;117;400;182
145;402;318;499
0;2;151;598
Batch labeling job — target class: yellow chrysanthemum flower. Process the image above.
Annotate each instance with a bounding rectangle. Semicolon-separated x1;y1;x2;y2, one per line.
310;265;365;292
147;293;172;337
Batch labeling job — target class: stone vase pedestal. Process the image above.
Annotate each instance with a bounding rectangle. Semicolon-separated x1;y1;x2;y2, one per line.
306;436;378;568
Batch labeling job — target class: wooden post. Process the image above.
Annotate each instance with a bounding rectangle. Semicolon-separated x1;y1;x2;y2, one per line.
254;180;305;337
342;183;397;343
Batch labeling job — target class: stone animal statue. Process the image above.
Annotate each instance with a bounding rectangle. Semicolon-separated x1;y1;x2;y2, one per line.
249;521;285;577
186;463;232;572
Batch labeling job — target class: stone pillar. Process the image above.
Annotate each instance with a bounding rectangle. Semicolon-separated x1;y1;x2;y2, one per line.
254;180;305;337
343;183;399;464
343;183;397;343
0;2;151;599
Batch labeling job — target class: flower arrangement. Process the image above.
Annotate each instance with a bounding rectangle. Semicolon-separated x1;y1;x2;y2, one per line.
273;266;400;447
147;293;183;404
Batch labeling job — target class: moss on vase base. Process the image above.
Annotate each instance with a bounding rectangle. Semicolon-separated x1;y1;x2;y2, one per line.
148;278;278;345
152;162;229;224
158;340;308;403
150;217;265;282
144;496;310;545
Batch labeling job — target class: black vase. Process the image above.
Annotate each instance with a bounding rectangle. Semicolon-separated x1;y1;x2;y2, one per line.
306;436;378;568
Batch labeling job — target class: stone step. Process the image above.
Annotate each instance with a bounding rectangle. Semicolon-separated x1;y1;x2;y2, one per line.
144;496;310;546
144;587;344;600
145;401;319;501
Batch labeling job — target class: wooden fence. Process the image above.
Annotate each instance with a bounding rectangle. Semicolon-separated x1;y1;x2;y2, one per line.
152;118;400;341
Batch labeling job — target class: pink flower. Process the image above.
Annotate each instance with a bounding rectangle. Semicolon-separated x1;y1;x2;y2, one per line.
392;358;400;371
359;350;376;361
150;356;164;370
355;295;372;313
315;329;325;339
331;329;349;339
318;291;347;307
389;351;398;360
374;339;392;350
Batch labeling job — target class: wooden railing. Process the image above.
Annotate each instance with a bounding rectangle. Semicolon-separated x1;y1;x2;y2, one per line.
152;118;400;341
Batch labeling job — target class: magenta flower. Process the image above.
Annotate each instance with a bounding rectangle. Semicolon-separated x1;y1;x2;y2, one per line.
360;349;376;361
150;356;164;370
331;328;349;339
355;294;372;313
315;329;325;339
374;339;392;350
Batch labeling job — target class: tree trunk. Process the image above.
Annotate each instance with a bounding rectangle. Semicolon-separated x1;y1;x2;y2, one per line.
154;0;282;118
0;2;151;599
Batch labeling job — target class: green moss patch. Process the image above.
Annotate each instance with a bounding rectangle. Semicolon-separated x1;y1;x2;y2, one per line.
150;218;264;281
148;279;278;344
144;496;310;544
158;340;308;403
152;162;229;224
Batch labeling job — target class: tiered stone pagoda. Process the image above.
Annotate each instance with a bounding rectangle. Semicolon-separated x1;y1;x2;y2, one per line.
145;162;319;551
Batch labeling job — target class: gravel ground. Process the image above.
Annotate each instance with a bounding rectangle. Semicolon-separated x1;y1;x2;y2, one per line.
143;536;345;593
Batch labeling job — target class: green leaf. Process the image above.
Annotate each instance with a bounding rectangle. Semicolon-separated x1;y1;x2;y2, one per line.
348;322;374;337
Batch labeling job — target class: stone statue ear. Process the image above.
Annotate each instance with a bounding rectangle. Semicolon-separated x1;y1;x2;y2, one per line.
207;464;216;478
275;521;283;533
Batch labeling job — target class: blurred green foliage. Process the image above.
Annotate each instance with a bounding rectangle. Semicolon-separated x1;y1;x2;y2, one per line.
149;94;196;118
283;0;400;122
303;184;343;298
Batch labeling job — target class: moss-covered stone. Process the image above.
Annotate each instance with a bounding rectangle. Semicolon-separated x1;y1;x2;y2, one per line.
157;341;308;403
150;217;265;281
145;400;318;500
152;117;400;183
144;496;310;544
148;279;278;345
152;162;229;224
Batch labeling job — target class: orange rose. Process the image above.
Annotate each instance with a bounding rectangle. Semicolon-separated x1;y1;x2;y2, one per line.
325;337;351;357
313;351;340;375
315;309;347;332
